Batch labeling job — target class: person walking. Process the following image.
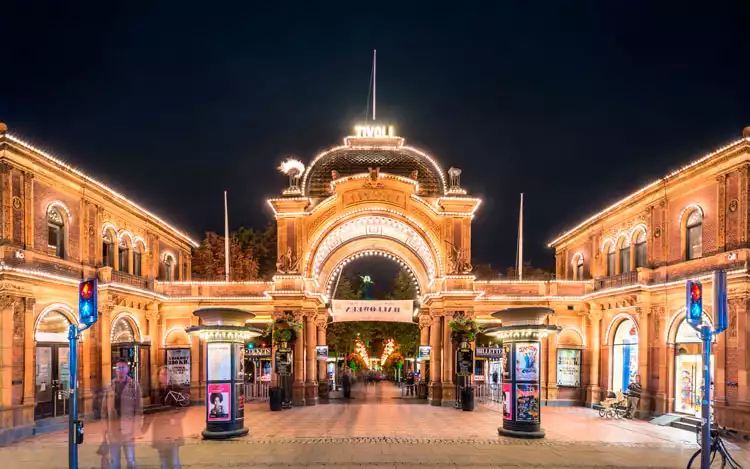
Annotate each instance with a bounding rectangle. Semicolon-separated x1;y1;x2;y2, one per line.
101;358;144;469
342;368;352;399
152;366;184;469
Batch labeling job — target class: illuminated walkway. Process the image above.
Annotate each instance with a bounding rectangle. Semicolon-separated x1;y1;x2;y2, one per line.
3;399;748;468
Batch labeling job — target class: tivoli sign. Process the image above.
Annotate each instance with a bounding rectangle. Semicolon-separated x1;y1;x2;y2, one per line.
331;300;413;323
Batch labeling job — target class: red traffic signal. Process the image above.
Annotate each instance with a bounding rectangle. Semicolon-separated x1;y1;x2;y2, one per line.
80;281;94;299
686;280;703;326
79;278;98;327
690;283;702;302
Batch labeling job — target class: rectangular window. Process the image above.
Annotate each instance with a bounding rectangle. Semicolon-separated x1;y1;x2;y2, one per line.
619;247;631;273
118;249;129;273
575;263;583;280
687;225;703;260
48;224;64;258
635;242;646;268
103;243;114;267
606;252;615;276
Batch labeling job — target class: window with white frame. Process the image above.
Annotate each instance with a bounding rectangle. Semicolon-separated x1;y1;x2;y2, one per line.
102;230;115;268
686;210;703;260
573;254;584;280
118;238;130;273
606;243;616;276
619;238;631;273
164;254;174;281
133;244;143;277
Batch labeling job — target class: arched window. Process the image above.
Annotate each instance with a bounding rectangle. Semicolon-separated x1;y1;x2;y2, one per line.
118;237;130;273
102;229;115;268
133;242;144;277
576;255;584;280
47;206;65;258
618;237;631;273
686;210;703;260
164;254;175;281
606;242;616;276
634;230;647;268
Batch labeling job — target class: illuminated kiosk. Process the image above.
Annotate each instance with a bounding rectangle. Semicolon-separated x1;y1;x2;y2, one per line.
188;308;262;440
486;307;560;439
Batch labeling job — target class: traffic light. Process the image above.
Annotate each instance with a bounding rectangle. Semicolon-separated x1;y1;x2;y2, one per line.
686;279;703;327
79;278;98;328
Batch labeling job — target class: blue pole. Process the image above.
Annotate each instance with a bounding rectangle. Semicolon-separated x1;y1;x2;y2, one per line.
700;325;711;469
68;324;78;469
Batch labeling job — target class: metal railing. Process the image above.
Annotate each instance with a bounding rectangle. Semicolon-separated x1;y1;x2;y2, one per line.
474;382;502;405
245;381;270;402
594;271;639;291
111;270;151;290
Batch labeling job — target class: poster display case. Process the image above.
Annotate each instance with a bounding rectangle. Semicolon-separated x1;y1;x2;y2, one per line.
556;349;581;387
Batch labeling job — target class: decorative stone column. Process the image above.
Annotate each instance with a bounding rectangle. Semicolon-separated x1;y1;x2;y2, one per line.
585;310;602;407
544;316;558;405
0;296;17;430
189;313;202;402
316;313;329;404
304;314;317;406
652;306;669;415
292;313;305;406
635;306;650;417
146;307;160;405
418;314;431;376
441;314;455;406
22;298;35;416
428;312;442;406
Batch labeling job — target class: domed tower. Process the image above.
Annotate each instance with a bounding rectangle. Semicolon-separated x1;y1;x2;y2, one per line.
268;123;480;312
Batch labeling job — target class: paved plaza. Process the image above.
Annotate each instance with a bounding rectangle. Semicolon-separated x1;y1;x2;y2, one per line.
3;382;749;468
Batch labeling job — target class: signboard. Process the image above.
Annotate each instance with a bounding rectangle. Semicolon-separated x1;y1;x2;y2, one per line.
354;124;396;138
516;384;540;422
456;347;474;377
331;300;413;323
418;345;431;360
556;349;581;387
515;343;539;381
247;347;272;357
275;348;292;375
207;343;231;381
207;383;231;421
316;345;329;361
502;345;511;380
502;383;512;420
476;347;503;359
166;349;191;386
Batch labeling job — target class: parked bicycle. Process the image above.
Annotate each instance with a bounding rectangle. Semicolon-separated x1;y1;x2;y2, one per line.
687;426;742;468
164;387;190;407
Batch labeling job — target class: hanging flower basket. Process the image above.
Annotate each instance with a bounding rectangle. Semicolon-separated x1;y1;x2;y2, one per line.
272;328;293;343
449;318;479;343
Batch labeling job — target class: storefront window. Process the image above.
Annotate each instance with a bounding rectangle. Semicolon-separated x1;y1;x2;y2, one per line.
674;319;713;416
611;318;638;393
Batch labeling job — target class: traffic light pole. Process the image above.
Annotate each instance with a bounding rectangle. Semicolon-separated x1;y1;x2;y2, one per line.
68;324;79;469
700;325;711;469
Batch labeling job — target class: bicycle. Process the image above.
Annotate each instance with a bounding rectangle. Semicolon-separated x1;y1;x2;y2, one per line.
687;426;742;468
164;387;190;407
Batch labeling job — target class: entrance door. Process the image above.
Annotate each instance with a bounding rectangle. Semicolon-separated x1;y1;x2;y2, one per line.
673;319;714;416
35;344;70;419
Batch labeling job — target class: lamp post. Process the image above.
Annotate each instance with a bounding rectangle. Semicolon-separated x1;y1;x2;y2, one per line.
485;307;560;439
187;308;262;440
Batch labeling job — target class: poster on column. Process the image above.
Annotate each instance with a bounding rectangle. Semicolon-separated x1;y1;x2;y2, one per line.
515;384;540;422
502;383;512;420
207;383;231;421
166;349;191;386
515;343;539;381
502;345;511;380
234;343;244;380
207;343;231;381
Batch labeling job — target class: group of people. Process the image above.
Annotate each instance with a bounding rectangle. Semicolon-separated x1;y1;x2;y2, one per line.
98;358;185;469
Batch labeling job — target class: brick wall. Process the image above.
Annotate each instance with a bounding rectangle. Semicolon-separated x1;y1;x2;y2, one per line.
668;183;718;263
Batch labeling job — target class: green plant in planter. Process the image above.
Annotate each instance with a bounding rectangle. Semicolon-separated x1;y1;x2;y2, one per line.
449;317;479;343
272;328;292;343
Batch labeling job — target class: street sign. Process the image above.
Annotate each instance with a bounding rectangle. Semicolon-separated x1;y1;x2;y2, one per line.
78;278;98;328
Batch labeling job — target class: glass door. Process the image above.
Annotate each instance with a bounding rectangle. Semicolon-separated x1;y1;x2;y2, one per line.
35;344;70;420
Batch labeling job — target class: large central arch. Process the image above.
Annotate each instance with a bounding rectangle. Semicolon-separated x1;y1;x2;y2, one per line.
306;214;440;293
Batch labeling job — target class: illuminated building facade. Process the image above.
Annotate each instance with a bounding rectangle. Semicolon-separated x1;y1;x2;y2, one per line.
1;121;750;442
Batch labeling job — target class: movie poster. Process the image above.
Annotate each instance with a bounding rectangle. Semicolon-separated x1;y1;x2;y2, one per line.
207;383;231;421
236;382;245;420
502;383;512;420
516;384;540;422
207;343;231;381
166;349;191;386
515;343;539;381
234;343;244;380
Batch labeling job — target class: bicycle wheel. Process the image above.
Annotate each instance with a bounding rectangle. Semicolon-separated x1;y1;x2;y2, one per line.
598;408;605;417
686;448;702;468
177;393;190;407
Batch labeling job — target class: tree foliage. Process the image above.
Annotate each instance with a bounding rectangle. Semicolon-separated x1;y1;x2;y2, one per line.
236;222;277;279
387;270;417;300
192;231;259;281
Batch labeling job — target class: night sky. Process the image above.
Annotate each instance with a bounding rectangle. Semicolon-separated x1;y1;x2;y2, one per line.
3;2;749;271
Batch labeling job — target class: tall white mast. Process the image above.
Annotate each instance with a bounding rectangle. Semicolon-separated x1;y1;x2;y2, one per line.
224;190;230;281
517;193;524;280
372;49;377;121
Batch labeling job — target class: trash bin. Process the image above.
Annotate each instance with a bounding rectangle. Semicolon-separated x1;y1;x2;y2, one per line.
461;386;475;411
269;386;283;411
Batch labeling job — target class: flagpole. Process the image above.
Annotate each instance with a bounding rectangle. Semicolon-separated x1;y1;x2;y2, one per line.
372;49;376;121
518;193;524;280
224;190;230;281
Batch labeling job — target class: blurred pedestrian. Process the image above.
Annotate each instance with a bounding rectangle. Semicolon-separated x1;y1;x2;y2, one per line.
153;366;184;469
101;358;143;469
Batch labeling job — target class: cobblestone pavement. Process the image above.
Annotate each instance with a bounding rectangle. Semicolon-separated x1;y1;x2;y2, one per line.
3;382;748;468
